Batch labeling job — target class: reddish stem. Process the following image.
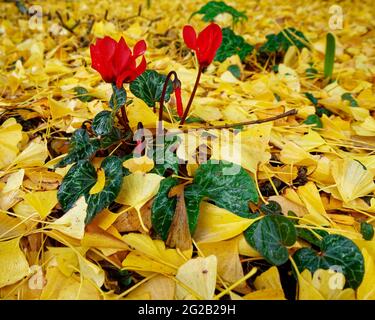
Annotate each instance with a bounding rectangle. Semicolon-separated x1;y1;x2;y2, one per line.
120;105;130;131
179;66;202;125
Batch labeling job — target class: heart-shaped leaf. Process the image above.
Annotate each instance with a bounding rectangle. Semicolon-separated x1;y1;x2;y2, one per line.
56;129;100;168
244;215;297;266
85;156;123;223
129;70;173;108
185;160;258;233
151;177;179;240
109;84;127;112
92;110;113;136
57;160;97;212
215;27;253;62
191;160;258;217
152;134;180;176
293;234;365;289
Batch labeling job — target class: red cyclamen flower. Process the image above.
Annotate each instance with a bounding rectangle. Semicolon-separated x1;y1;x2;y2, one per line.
183;23;223;68
90;36;147;88
173;78;183;117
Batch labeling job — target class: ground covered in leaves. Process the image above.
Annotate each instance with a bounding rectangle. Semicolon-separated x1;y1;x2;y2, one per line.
0;0;375;300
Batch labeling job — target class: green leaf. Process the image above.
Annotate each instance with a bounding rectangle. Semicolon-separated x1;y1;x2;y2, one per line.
100;127;123;149
293;234;365;289
341;92;359;107
56;129;100;168
57;160;97;212
304;114;323;128
215;27;253;62
259;28;309;54
152;135;180;176
244;215;297;265
227;65;241;79
190;1;247;24
260;200;282;215
184;184;204;234
129;70;173;108
304;92;318;106
324;33;335;80
92;111;114;136
184;160;259;233
109;84;127;112
360;222;374;241
297;229;329;248
192;160;259;217
74;86;94;102
85;156;123;223
151;177;179;240
15;0;28;14
316;106;332;117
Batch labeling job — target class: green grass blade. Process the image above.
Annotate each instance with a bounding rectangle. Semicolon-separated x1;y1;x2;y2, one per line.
324;33;336;80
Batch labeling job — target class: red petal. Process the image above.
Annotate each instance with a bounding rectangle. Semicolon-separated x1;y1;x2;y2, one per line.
175;87;184;117
133;40;147;58
183;25;197;50
114;37;131;76
134;56;147;79
97;36;117;57
196;23;222;67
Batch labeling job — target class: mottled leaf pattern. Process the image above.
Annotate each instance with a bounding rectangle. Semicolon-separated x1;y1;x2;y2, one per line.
151;177;179;240
129;70;173;108
293;234;365;289
57;160;97;212
56;129;100;168
85;156;123;223
92;110;113;136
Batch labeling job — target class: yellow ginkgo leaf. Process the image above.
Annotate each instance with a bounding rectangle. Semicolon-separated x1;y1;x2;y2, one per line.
49;196;87;239
23;190;58;218
175;255;217;300
3;169;24;193
122;252;176;276
49;96;74;120
199;238;250;294
279;141;317;166
357;249;375;300
13;138;49;168
123;155;154;173
292;129;326;151
331;158;375;203
115;173;163;232
40;267;101;300
194;201;253;243
0;237;30;288
296;182;331;226
254;266;285;293
243;288;286;300
89;168;106;195
81;225;129;250
126;275;175;300
298;269;325;300
0;118;23;170
123;233;190;270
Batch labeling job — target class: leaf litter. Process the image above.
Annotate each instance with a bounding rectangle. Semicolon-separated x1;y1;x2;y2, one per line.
0;0;374;300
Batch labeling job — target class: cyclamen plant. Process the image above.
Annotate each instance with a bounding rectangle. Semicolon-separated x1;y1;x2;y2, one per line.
56;23;223;224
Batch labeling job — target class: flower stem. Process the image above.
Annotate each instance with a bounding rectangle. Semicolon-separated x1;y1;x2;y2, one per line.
120;105;130;131
179;66;202;125
159;70;177;122
158;70;177;135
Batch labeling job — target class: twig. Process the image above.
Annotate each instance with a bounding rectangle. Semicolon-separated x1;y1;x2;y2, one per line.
56;11;80;35
173;109;298;133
